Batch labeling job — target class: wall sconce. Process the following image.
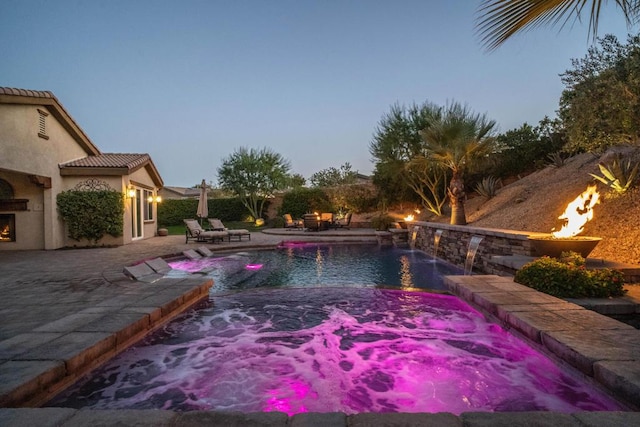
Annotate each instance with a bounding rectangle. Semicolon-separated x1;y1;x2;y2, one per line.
127;186;136;198
155;195;162;203
147;195;162;203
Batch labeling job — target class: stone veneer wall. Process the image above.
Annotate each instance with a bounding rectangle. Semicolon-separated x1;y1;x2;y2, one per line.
411;221;542;274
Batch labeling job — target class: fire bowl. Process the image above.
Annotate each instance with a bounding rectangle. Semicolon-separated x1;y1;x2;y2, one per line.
527;236;602;258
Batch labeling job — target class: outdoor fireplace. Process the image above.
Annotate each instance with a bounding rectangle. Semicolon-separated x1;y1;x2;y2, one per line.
0;214;15;242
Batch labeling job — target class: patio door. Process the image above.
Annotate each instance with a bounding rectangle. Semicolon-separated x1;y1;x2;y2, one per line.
131;188;143;240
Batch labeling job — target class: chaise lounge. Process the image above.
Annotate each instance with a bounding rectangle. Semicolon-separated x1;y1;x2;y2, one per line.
332;212;352;229
283;213;303;229
208;218;251;242
184;219;228;243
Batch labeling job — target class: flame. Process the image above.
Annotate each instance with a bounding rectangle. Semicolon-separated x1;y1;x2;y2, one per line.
404;214;414;222
551;185;600;238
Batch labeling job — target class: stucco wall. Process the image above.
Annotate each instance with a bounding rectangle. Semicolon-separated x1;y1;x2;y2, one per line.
0;103;161;250
0;104;87;250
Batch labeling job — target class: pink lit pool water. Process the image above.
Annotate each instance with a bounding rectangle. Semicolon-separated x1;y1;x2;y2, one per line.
48;287;624;414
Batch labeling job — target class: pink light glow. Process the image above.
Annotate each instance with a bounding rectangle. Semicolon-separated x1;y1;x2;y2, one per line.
246;264;263;270
51;288;626;414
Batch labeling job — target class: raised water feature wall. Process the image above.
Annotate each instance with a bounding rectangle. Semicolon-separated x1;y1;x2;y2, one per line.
411;222;536;275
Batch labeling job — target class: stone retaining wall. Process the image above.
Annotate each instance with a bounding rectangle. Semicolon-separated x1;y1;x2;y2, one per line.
411;221;541;274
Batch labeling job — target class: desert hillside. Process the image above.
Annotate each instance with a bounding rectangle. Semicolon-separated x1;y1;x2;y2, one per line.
429;148;640;265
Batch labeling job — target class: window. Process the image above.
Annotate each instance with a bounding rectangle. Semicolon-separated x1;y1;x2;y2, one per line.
37;109;49;140
143;189;153;221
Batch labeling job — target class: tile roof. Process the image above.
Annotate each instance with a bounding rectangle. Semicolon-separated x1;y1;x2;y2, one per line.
0;87;56;99
61;153;151;169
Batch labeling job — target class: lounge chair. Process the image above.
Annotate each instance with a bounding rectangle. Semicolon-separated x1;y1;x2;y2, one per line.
184;219;228;243
283;214;303;229
332;212;352;229
207;218;251;242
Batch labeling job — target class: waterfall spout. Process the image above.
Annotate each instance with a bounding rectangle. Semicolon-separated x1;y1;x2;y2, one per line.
464;236;483;275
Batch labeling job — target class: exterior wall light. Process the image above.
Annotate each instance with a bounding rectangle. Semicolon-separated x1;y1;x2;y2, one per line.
127;186;136;198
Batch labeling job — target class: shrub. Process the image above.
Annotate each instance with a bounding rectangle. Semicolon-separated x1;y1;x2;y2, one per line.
57;190;124;243
371;213;394;231
514;252;625;298
474;176;501;199
547;151;567;168
589;154;639;195
279;188;332;218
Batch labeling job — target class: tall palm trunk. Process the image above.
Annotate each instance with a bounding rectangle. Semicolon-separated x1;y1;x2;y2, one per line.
448;170;467;225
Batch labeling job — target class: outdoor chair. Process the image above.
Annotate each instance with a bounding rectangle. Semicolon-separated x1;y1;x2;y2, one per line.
332;212;352;229
184;219;228;243
303;213;321;231
283;214;303;229
207;218;251;242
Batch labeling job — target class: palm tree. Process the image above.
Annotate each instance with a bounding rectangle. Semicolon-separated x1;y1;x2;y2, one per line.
420;103;496;225
477;0;639;51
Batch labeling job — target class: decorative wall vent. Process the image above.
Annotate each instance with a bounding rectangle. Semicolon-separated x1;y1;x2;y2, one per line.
37;108;49;140
73;179;115;192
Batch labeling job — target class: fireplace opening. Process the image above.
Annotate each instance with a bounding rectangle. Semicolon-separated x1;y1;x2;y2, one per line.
0;214;16;242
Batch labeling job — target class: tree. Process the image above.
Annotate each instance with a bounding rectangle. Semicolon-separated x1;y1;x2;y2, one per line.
217;147;291;221
286;173;306;189
476;0;639;51
309;163;357;187
370;102;446;214
559;33;640;152
420;103;497;225
479;118;566;179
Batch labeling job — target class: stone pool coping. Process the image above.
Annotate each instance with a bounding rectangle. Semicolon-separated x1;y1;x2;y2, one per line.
0;277;212;408
444;275;640;411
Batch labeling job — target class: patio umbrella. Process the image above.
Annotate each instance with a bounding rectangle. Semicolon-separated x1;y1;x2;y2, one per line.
196;179;208;225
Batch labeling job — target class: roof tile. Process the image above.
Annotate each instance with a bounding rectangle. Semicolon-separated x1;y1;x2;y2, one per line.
60;153;151;170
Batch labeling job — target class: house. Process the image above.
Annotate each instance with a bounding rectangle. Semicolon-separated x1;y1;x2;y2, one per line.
159;186;201;200
0;87;164;250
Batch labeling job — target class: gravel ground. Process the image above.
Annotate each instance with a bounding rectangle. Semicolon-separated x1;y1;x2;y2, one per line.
428;148;640;265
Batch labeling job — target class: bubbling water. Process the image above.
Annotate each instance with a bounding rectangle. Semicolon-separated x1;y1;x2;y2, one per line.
48;287;624;414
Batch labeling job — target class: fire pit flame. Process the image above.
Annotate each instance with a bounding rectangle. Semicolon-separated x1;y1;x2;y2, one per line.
404;214;415;222
551;185;600;238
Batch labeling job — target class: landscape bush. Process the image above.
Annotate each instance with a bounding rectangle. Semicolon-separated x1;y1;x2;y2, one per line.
279;188;332;218
514;252;626;298
370;213;394;231
57;190;124;243
474;176;501;199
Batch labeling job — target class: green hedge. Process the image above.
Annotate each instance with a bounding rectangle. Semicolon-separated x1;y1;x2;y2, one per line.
158;197;269;227
279;188;333;218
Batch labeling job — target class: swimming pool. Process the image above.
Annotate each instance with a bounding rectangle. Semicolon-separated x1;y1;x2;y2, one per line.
46;244;626;414
167;243;463;292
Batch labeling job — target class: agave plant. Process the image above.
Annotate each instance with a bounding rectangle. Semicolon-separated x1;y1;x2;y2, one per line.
590;155;639;194
547;151;566;168
475;176;501;199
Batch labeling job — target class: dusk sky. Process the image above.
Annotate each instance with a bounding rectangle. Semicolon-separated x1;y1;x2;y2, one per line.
1;1;632;187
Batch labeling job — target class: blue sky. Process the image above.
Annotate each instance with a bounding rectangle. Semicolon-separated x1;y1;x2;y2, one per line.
1;1;632;187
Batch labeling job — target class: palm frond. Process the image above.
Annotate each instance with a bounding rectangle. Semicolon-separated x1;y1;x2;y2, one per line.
476;0;637;51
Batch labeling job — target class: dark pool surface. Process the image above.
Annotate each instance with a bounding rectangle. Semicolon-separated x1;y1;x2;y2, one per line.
47;287;625;414
166;243;463;292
